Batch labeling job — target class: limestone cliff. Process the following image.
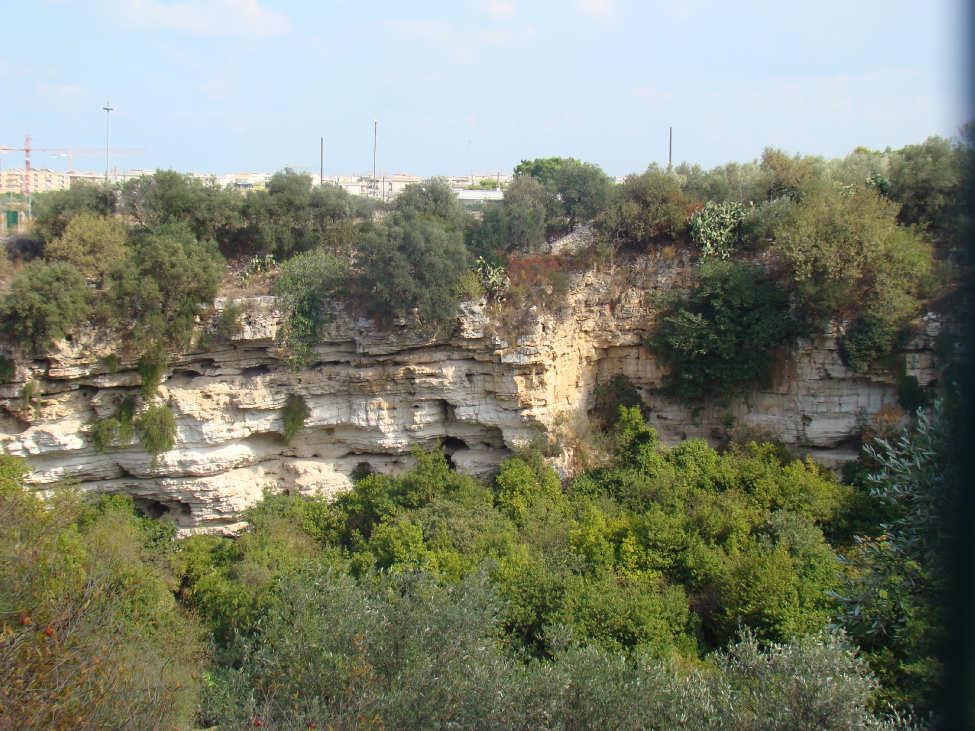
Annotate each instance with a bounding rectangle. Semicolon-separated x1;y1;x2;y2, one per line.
0;250;942;534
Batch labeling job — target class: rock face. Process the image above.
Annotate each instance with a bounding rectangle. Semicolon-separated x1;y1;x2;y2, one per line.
0;252;942;534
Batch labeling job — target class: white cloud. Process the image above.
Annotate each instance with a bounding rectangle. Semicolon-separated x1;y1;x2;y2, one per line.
481;0;516;21
385;17;535;65
575;0;617;20
116;0;290;38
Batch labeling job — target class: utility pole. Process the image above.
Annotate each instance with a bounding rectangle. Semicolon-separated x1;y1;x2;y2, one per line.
668;126;672;171
320;136;324;185
103;100;114;182
372;120;378;197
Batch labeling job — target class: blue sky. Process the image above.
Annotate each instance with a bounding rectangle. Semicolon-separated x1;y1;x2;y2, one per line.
0;0;967;177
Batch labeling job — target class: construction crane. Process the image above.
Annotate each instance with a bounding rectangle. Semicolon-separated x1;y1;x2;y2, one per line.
0;135;143;217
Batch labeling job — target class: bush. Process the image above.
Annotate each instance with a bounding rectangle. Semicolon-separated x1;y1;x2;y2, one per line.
2;260;91;349
281;394;310;444
31;182;117;243
651;261;800;402
840;313;901;373
599;166;695;247
355;214;470;333
211;301;243;341
273;248;348;365
135;404;177;458
0;355;14;383
88;396;136;452
44;212;127;283
0;457;203;728
771;183;933;330
137;347;168;399
107;222;224;351
689;200;746;259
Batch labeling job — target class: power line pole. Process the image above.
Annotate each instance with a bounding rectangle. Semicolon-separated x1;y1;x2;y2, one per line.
372;120;378;197
668;126;672;171
102;101;114;182
320;136;324;185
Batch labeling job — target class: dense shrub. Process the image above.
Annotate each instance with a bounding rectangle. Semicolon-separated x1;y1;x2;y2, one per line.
281;394;310;444
840;313;902;373
771;183;934;331
88;395;136;452
31;182;117;243
689;200;746;259
120;169;241;249
651;261;800;402
136;404;177;458
2;260;91;348
0;458;203;728
44;212;127;284
514;157;611;233
599;166;695;247
887;135;966;241
837;406;954;714
272;248;348;365
107;222;224;350
355;214;470;332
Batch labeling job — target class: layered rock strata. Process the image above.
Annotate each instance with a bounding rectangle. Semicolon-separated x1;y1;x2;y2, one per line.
0;252;941;533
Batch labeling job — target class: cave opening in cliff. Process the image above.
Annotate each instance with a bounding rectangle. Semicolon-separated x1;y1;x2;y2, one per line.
131;496;192;523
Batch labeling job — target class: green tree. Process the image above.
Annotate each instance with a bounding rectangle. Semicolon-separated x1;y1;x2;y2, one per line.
355;214;470;332
44;211;127;284
887;135;966;241
771;182;934;360
0;459;203;728
2;260;91;348
31;182;116;243
599;166;694;247
107;222;224;350
651;261;800;402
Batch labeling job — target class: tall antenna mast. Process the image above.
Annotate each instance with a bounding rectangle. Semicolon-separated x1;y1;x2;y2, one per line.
320;136;324;185
102;100;114;182
372;120;378;196
668;126;672;171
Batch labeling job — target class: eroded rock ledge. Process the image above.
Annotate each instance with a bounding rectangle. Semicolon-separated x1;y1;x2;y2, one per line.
0;252;942;534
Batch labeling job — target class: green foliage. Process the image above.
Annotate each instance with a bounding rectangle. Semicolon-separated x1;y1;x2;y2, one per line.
355;212;470;332
836;406;954;714
43;212;127;283
651;261;800;402
137;346;168;399
514;157;612;233
840;313;902;373
88;396;136;452
281;394;310;444
107;222;224;351
392;177;469;232
689;200;746;259
120;169;242;249
760;147;824;200
771;183;934;333
272;247;348;365
0;457;203;728
887;135;966;241
31;182;117;243
599;166;695;247
467;175;550;259
2;260;91;349
0;355;14;383
591;374;644;427
236;171;372;258
135;404;177;458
